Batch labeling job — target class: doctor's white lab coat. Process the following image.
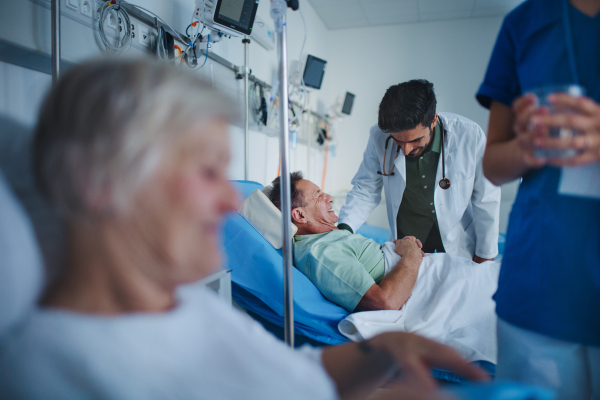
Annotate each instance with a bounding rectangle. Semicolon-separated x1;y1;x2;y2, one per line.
338;112;501;260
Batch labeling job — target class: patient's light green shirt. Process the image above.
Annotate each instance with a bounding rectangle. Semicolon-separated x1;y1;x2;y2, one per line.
293;230;386;312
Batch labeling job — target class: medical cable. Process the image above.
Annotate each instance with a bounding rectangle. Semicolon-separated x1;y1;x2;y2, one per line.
377;136;400;176
289;7;308;126
193;34;210;70
438;119;450;190
127;4;189;45
98;1;132;53
156;26;169;60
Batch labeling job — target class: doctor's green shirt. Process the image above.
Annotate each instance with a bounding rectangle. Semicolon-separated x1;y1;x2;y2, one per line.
396;123;442;244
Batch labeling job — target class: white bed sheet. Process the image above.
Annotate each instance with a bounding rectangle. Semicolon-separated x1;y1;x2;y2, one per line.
339;251;499;363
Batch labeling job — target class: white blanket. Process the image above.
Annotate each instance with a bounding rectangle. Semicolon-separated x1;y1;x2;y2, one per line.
338;249;500;363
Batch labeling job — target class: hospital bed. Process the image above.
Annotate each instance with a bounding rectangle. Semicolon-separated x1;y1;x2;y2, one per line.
223;180;504;383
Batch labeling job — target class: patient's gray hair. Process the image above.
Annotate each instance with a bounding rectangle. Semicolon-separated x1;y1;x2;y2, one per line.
34;58;237;218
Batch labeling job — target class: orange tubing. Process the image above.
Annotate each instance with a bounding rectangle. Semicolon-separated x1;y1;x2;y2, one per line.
321;141;328;190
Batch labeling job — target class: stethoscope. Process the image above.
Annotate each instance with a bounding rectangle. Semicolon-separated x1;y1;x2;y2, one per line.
562;0;600;100
377;117;451;190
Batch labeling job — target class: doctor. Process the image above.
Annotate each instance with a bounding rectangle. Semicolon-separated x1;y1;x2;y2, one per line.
338;80;501;262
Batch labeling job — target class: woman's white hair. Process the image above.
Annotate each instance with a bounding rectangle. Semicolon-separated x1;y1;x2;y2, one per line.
34;57;237;219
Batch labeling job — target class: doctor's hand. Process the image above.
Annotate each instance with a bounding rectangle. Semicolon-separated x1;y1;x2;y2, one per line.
530;94;600;167
473;255;493;264
394;237;425;258
368;332;489;391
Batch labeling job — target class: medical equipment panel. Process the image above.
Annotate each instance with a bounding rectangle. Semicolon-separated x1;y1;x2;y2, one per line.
302;55;327;90
195;0;259;37
341;92;355;115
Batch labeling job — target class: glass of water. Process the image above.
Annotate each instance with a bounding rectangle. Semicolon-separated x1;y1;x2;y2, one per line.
528;84;585;159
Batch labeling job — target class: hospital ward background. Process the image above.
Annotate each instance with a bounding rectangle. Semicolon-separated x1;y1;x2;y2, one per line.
0;0;598;398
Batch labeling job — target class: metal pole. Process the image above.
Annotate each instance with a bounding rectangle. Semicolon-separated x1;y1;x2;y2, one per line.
51;0;60;85
243;37;250;180
275;12;294;348
306;93;311;181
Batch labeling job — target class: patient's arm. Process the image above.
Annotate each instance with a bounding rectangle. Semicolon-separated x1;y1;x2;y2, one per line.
354;238;422;312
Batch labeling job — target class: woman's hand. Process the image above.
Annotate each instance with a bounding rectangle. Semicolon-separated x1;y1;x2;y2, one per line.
369;332;489;392
531;94;600;166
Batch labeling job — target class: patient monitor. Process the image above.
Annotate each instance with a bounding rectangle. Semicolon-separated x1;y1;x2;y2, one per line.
193;0;260;37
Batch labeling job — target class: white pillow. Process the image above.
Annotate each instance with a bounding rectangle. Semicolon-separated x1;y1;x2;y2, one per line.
238;189;298;249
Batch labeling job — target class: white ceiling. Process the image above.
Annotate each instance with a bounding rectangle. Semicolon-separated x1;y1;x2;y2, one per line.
305;0;526;30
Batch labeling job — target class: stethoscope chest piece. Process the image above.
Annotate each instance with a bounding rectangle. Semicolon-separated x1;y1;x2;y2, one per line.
439;178;451;190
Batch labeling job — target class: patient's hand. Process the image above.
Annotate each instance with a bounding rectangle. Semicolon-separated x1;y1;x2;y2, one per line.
394;237;425;258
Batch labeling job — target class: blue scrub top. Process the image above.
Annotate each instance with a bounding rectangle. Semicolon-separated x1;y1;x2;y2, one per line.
477;0;600;346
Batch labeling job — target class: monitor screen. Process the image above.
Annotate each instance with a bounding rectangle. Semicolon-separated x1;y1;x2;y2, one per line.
302;55;327;90
341;92;355;115
214;0;259;35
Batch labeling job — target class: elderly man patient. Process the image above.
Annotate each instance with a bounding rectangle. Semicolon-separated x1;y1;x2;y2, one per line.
268;172;500;363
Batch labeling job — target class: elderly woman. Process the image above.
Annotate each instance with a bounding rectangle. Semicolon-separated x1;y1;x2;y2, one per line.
0;59;484;399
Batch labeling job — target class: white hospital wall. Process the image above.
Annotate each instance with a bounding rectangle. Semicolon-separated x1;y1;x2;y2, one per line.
320;16;519;233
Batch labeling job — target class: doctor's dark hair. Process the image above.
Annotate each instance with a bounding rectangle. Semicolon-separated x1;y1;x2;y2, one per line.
378;79;437;133
267;171;305;212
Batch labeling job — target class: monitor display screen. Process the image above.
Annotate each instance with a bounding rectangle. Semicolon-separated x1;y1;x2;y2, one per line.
341;92;355;115
214;0;259;35
302;55;327;90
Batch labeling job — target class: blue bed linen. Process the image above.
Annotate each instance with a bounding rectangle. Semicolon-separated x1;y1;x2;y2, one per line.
446;381;555;400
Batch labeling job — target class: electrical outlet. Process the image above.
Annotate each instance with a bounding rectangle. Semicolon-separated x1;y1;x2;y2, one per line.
130;23;136;39
66;0;78;11
106;10;117;29
95;3;102;22
139;26;151;48
80;0;92;17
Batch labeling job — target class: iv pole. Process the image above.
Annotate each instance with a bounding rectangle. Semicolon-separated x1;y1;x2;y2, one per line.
243;36;250;180
271;0;299;347
51;0;61;85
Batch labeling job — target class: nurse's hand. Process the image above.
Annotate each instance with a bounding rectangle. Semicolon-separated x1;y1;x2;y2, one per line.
473;255;493;264
512;94;547;169
369;332;489;391
531;94;600;166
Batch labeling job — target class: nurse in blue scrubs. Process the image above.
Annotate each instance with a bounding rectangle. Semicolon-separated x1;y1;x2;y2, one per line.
476;0;600;397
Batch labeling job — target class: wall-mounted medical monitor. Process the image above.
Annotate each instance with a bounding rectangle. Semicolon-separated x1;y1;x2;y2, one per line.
302;55;327;90
213;0;259;36
341;92;355;115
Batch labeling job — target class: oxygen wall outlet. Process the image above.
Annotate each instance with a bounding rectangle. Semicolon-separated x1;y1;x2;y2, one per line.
106;11;117;29
139;26;151;48
95;3;102;22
